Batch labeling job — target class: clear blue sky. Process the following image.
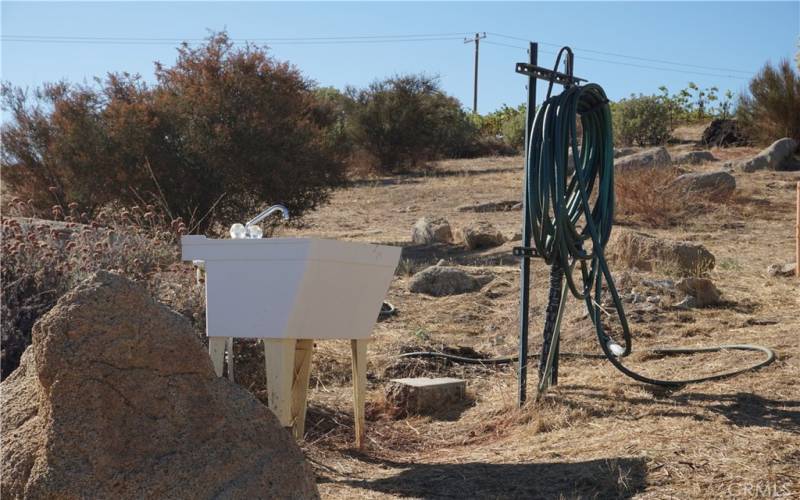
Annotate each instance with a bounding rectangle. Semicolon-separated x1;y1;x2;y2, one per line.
2;2;798;114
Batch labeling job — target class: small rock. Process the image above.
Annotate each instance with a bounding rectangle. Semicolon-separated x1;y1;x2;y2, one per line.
408;266;492;296
672;150;716;165
436;259;447;266
641;278;675;290
460;221;506;250
736;138;798;172
669;170;736;200
615;147;671;171
607;229;715;275
767;262;797;277
646;295;661;304
676;277;722;306
412;216;453;245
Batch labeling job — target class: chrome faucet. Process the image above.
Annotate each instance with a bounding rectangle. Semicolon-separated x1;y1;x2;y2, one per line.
246;204;290;227
230;204;290;239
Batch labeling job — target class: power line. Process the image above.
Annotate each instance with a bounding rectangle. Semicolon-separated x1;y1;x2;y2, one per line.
1;33;472;45
487;32;754;75
483;39;751;80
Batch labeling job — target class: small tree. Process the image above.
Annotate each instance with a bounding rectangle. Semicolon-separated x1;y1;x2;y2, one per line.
345;74;476;172
737;58;800;144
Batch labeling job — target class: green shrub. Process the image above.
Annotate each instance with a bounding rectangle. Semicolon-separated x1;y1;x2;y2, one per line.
500;106;527;151
611;95;673;146
344;74;476;172
737;58;800;144
1;33;346;230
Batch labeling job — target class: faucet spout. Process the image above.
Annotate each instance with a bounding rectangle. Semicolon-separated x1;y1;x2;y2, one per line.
246;204;290;227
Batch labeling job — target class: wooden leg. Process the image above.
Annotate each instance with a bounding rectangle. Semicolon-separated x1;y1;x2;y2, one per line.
264;338;296;427
225;337;235;382
351;339;368;449
291;339;314;440
208;337;227;377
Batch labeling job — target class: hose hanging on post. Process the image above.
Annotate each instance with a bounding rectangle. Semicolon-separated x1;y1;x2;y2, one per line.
525;77;775;391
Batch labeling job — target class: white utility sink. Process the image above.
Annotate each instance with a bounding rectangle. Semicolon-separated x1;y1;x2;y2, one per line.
181;235;401;340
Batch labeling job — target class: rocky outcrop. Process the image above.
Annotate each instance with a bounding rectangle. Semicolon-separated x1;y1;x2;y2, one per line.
614;147;640;158
701;119;749;147
736;138;798;172
615;147;671;171
669;170;736;200
459;221;506;250
672;150;716;165
607;229;715;275
408;265;492;296
0;271;318;499
412;216;453;245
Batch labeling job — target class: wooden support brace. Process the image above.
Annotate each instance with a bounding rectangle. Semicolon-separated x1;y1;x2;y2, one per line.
351;339;368;449
264;338;296;427
290;339;314;440
208;337;227;377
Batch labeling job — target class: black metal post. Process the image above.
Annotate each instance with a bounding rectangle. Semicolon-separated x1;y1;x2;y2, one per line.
517;42;537;407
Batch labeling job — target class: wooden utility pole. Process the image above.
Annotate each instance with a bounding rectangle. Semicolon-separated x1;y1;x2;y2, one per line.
464;32;486;114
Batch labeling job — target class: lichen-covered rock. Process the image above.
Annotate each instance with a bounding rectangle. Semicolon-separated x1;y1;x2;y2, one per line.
676;277;722;306
736;138;798;172
459;221;506;250
669;170;736;200
0;271;318;500
615;147;671;171
408;266;492;296
607;229;715;275
412;216;453;245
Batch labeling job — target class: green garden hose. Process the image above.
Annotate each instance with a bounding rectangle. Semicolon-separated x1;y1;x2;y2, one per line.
524;79;775;390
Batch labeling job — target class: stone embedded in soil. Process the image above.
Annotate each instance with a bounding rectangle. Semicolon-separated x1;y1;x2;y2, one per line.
736;138;798;172
408;265;493;296
614;147;671;171
385;377;466;415
459;221;506;250
412;216;453;245
671;150;716;165
0;271;318;499
606;228;715;275
669;170;736;201
676;277;722;307
767;262;797;277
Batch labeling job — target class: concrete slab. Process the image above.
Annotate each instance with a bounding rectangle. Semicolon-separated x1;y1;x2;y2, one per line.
385;377;466;415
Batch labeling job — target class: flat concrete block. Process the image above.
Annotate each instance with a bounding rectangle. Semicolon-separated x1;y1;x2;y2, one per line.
385;377;466;415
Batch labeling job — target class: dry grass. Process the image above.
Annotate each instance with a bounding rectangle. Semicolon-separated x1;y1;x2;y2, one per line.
2;143;798;498
278;145;800;499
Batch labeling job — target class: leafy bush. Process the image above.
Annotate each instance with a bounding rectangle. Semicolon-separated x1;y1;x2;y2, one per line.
472;104;526;152
611;95;673;146
344;74;476;172
737;58;800;144
1;33;346;230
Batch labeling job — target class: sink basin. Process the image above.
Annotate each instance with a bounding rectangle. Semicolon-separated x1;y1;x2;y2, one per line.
181;236;401;340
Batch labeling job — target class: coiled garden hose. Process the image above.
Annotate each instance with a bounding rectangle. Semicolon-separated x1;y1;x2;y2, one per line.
400;79;775;392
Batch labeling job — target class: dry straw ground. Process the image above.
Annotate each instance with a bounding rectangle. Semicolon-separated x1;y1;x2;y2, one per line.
277;145;799;499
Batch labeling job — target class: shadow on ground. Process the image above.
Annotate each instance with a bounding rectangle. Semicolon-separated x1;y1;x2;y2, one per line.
319;456;647;499
554;385;799;433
